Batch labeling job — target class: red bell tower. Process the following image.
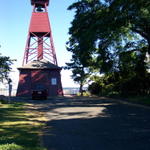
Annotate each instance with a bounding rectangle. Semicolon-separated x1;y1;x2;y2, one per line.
23;0;57;65
16;0;63;97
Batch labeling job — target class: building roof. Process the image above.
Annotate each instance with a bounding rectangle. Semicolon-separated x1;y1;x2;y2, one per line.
18;59;61;70
31;0;49;6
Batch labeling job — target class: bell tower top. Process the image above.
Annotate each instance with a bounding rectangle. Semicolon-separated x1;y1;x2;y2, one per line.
31;0;49;7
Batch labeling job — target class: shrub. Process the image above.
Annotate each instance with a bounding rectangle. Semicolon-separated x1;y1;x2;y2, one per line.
0;143;24;150
88;82;102;95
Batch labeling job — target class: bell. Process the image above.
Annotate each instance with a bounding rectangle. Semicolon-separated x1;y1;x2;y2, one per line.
36;6;43;12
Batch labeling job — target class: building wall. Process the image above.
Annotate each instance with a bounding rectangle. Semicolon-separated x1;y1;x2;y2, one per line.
16;70;31;96
16;69;63;97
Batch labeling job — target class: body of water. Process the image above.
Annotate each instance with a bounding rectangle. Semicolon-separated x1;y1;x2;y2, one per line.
0;87;87;96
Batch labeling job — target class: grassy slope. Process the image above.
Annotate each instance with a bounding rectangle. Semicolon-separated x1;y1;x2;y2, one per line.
109;95;150;106
0;101;47;150
127;95;150;106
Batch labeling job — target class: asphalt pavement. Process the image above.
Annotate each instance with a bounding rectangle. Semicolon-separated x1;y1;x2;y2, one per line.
20;96;150;150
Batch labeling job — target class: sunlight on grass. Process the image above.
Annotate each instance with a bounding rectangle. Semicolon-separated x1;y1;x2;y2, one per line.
0;121;42;126
0;101;47;150
0;143;24;150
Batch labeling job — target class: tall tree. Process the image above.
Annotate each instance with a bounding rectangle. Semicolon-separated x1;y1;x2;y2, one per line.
68;0;150;72
65;54;90;96
67;0;150;95
106;0;150;54
0;53;14;82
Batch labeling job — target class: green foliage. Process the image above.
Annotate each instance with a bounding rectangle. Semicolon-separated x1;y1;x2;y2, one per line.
68;0;150;68
88;74;118;96
68;0;150;97
0;53;14;82
77;91;91;96
127;95;150;106
0;143;24;150
88;71;150;97
88;82;102;95
0;99;8;104
66;0;100;94
65;56;90;95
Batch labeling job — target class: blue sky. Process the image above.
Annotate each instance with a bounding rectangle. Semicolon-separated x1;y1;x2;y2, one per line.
0;0;79;88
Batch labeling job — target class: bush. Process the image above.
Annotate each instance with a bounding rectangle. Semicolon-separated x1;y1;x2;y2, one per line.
77;91;91;96
0;99;8;104
107;91;120;98
119;74;150;96
88;82;102;95
0;143;24;150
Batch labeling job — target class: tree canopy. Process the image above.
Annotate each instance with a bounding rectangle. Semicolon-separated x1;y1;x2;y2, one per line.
68;0;150;70
0;53;14;82
66;0;150;96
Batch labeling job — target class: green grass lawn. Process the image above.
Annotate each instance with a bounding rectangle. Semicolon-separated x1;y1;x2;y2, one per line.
109;94;150;106
0;101;47;150
127;95;150;106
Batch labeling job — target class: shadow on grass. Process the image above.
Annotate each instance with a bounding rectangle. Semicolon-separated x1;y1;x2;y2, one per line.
0;102;46;150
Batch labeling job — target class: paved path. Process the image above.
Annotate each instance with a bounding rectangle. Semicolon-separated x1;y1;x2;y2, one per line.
22;97;150;150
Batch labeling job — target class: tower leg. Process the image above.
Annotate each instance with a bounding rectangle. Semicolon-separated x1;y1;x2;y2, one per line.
38;37;43;60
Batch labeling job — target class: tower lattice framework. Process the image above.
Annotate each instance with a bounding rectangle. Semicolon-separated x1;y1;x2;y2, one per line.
23;0;57;66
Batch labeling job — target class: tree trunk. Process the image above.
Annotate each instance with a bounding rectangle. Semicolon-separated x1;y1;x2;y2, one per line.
79;83;83;96
148;39;150;55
